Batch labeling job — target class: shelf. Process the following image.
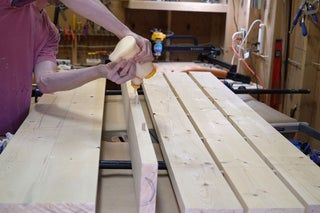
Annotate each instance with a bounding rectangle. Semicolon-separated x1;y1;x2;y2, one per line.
59;45;115;49
127;1;228;13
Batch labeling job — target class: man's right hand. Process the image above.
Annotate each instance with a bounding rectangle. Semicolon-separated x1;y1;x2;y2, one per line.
99;60;136;85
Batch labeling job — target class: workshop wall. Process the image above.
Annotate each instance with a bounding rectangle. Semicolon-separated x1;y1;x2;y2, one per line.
46;1;124;65
224;0;283;91
126;9;226;62
47;1;227;64
283;0;320;148
224;0;320;146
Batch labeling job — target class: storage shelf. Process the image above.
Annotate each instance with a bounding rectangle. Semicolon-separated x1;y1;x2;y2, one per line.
127;1;228;13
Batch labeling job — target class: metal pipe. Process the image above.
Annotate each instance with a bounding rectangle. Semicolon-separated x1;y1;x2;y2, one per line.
299;123;320;142
105;89;144;96
99;160;167;170
232;88;310;95
283;0;293;107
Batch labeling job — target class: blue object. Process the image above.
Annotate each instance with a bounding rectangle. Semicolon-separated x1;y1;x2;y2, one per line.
300;17;308;36
312;14;319;24
153;41;163;57
310;150;320;166
0;140;8;154
293;6;304;27
308;3;319;24
290;139;311;155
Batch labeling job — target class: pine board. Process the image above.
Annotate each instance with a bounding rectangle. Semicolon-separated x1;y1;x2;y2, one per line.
0;80;106;213
191;72;320;213
143;74;242;213
121;82;158;213
164;72;304;213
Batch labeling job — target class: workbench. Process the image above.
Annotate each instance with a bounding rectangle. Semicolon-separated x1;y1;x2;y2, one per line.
0;63;319;213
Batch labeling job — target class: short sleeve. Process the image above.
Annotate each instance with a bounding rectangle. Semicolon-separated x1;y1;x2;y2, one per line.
0;0;11;8
35;20;60;65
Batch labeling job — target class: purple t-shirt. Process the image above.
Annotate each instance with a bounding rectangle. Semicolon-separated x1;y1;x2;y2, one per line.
0;0;59;135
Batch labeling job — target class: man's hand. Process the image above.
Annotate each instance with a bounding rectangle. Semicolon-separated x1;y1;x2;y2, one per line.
99;60;136;85
59;0;154;64
124;32;154;64
35;60;136;94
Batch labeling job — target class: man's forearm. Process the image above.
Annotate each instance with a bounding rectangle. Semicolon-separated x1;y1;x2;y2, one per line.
59;0;130;38
35;61;103;93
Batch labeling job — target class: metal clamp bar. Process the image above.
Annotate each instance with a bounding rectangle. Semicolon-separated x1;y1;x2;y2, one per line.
232;88;311;95
99;160;167;170
299;123;320;142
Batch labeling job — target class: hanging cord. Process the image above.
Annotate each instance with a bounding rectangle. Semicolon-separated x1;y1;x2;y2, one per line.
230;19;264;87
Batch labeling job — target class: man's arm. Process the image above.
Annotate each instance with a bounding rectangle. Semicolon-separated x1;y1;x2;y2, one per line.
59;0;154;63
34;60;136;93
59;0;128;38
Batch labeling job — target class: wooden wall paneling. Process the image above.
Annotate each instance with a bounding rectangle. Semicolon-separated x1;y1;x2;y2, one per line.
272;0;291;110
108;0;128;23
121;82;158;213
0;80;106;212
283;0;320;148
283;0;307;118
224;0;283;92
257;0;278;90
191;72;320;212
125;9;168;39
210;13;227;48
224;0;249;63
314;62;320;149
298;14;320;149
47;1;123;64
297;21;320;131
143;74;243;213
169;12;210;61
164;72;304;212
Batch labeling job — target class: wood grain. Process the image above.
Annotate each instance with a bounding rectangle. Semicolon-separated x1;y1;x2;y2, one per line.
121;82;158;213
164;72;304;213
143;73;242;213
0;80;106;213
191;72;320;213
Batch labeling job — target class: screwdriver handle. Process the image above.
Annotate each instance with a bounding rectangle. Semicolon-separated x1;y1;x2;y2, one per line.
300;16;308;36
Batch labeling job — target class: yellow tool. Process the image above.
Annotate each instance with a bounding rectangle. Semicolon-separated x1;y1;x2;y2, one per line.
151;31;167;58
109;36;156;89
151;31;167;42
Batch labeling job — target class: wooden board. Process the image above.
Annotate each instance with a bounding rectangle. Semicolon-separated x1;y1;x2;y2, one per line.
103;95;153;132
0;80;106;213
121;82;158;213
190;72;320;213
97;141;180;213
164;72;304;212
142;74;243;213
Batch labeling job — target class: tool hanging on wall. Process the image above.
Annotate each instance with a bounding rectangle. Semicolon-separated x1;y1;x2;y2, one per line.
150;29;221;61
270;40;283;110
289;0;319;37
53;2;67;27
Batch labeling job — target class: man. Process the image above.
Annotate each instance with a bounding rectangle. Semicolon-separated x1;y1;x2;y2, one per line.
0;0;154;136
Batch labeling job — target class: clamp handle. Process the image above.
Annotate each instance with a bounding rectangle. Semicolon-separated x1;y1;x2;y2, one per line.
300;16;308;36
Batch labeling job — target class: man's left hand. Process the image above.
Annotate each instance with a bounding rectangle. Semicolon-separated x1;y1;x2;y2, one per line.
127;33;154;64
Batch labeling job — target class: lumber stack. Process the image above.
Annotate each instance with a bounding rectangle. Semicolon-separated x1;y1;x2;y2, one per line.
1;63;320;213
140;63;320;213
